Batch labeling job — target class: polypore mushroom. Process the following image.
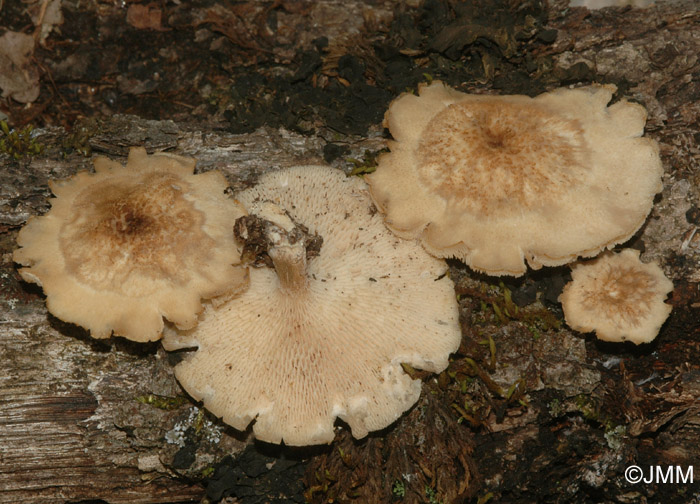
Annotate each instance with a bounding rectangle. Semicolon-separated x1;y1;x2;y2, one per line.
162;166;461;446
366;81;663;276
559;248;673;344
13;147;248;342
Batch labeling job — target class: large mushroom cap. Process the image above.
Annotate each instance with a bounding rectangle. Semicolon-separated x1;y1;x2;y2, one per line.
163;166;461;446
367;81;663;276
13;147;248;342
559;248;673;344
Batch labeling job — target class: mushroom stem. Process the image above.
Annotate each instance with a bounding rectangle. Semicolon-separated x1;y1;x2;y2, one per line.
269;242;308;292
234;202;316;292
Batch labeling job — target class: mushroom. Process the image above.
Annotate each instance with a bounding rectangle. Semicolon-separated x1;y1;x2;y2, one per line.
162;166;461;446
366;81;663;276
13;147;248;342
559;248;673;344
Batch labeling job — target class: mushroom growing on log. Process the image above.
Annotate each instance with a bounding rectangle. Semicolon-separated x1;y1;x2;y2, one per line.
559;248;673;344
163;166;461;446
13;147;248;342
367;81;663;276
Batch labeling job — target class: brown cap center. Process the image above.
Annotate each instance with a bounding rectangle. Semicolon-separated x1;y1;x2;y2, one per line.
582;264;658;327
59;172;212;295
416;100;589;216
111;206;155;236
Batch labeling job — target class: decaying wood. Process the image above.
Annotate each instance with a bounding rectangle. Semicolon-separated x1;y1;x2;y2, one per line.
1;0;700;503
0;120;380;503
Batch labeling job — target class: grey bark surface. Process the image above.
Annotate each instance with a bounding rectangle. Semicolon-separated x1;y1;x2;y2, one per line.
1;1;700;503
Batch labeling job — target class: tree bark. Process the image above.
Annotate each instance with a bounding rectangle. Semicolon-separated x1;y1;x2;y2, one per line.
1;0;699;503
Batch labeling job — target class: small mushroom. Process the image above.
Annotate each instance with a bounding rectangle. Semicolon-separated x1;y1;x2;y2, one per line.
13;147;248;342
163;166;461;446
366;81;663;276
559;249;673;344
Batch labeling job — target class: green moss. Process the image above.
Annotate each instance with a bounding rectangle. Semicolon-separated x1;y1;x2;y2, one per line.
392;479;406;498
347;148;387;176
477;492;495;504
574;394;623;441
61;118;99;157
425;485;444;504
135;393;188;410
304;469;338;502
0;121;43;160
575;394;604;424
468;281;561;335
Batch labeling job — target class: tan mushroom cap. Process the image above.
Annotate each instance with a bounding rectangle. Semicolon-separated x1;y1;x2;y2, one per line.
13;147;247;342
366;81;663;276
163;166;461;446
559;249;673;344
